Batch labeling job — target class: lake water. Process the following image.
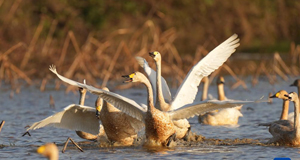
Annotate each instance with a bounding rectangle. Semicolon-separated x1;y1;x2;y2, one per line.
0;76;300;159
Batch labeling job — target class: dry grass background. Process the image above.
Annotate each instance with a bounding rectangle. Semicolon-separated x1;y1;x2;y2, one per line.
0;0;299;93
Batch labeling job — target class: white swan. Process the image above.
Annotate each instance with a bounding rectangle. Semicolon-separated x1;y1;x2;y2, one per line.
27;90;144;146
264;92;300;146
148;34;239;136
50;65;255;147
135;56;190;139
135;56;172;103
26;86;105;141
198;76;243;125
149;34;240;111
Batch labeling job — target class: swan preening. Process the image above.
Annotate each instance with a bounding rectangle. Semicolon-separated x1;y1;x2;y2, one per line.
261;92;300;146
198;76;243;126
49;64;256;147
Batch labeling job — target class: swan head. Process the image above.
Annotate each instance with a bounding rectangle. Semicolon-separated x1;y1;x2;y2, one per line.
149;51;161;62
122;72;147;83
270;90;289;100
290;79;300;87
284;92;299;102
37;143;58;160
95;96;104;119
217;76;225;84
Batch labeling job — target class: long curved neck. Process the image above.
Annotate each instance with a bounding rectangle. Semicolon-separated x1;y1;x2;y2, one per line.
218;83;225;101
280;100;289;120
141;77;155;111
294;97;300;138
79;88;86;105
49;152;59;160
155;58;168;110
201;78;209;101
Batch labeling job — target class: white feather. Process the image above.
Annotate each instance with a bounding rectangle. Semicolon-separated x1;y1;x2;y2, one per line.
170;34;240;110
27;104;100;135
49;65;147;121
169;99;251;121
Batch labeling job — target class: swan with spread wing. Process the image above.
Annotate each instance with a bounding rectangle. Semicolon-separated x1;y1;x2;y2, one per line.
27;87;143;145
148;34;240;137
50;65;255;147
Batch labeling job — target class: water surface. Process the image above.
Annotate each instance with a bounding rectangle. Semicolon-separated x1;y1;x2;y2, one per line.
0;77;300;159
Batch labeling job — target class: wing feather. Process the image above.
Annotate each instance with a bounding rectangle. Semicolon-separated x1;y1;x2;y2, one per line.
49;65;146;121
170;34;240;110
135;57;172;103
169;99;252;121
27;104;100;135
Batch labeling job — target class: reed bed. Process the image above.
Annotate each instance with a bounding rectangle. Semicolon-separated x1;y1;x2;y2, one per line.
0;20;299;93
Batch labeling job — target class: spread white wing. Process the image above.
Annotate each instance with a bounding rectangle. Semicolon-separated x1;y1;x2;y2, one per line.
27;104;100;135
49;65;147;121
135;57;172;103
170;34;240;110
169;99;253;121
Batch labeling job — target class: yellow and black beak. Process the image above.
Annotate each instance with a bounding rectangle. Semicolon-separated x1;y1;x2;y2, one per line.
284;94;292;100
122;73;135;83
219;77;225;84
96;105;101;119
149;51;156;58
269;92;279;98
37;145;45;154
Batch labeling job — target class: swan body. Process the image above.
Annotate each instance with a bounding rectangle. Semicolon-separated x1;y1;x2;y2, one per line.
199;76;243;125
50;65;255;146
96;88;144;145
199;108;243;126
265;92;300;146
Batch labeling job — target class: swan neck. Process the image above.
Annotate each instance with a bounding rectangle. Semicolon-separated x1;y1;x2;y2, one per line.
142;77;155;111
79;89;86;105
294;98;300;138
280;100;289;120
218;84;225;101
155;58;167;110
201;79;209;101
49;150;59;160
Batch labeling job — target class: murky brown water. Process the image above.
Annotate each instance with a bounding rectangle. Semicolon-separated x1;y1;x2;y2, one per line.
1;76;300;159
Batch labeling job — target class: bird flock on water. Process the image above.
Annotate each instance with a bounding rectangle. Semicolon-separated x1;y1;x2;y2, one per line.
14;34;299;159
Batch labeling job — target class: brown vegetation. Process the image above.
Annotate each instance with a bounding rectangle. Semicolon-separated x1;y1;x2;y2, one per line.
0;1;299;91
